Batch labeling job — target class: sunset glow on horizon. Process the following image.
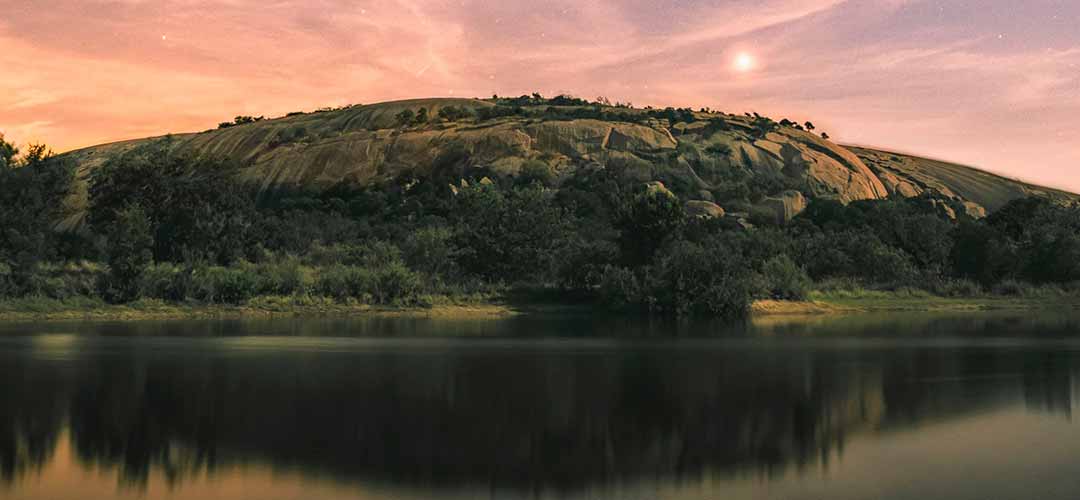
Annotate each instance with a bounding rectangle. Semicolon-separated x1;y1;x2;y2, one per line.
2;0;1079;191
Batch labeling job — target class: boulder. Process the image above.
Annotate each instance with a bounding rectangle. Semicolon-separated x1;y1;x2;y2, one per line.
761;190;808;224
961;201;987;219
645;181;676;199
686;200;725;219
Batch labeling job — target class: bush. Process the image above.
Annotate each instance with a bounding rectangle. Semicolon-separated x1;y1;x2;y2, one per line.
251;258;314;296
991;279;1028;297
313;265;371;300
452;184;572;283
557;240;619;291
761;255;811;300
646;241;751;317
370;261;421;304
99;205;154;303
930;278;983;297
517;159;557;187
615;184;686;267
190;266;262;304
136;263;188;301
596;266;643;309
401;227;458;281
88;142;257;265
306;241;401;268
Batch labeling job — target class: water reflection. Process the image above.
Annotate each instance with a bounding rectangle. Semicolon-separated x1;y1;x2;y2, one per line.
1;312;1080;499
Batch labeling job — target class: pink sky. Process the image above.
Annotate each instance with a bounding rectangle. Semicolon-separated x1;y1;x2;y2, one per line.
2;0;1079;191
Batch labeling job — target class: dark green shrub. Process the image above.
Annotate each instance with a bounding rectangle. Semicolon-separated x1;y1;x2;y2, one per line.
191;266;262;304
307;241;402;268
517;159;557;187
614;184;686;267
761;255;811;300
596;266;643;309
0;144;77;291
452;184;572;282
314;265;376;301
557;240;619;291
645;241;751;317
370;262;421;304
402;227;459;281
136;263;188;301
88;141;257;264
252;258;313;296
99;205;154;303
991;279;1027;297
930;278;983;297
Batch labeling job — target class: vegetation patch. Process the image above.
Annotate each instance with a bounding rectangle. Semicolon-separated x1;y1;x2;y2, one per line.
3;125;1080;322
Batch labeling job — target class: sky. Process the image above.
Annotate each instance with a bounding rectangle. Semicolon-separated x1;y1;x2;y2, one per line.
1;0;1078;191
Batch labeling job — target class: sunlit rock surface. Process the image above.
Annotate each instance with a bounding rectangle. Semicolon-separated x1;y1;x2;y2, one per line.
61;98;1077;228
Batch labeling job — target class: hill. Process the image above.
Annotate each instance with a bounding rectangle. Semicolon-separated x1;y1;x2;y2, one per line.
61;97;1075;228
7;95;1080;319
848;146;1078;216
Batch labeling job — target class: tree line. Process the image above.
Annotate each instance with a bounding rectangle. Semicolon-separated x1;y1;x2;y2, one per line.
1;133;1078;318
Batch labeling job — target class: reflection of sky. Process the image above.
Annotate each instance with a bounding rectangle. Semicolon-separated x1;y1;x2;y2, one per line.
9;411;1080;499
2;0;1080;191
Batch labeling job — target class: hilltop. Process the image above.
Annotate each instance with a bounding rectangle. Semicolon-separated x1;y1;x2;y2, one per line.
5;95;1079;321
60;97;1077;229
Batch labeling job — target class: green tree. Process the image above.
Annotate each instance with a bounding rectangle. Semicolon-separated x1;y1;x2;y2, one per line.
761;254;811;300
647;240;752;317
99;205;154;303
413;107;429;125
0;143;76;294
615;184;686;267
517;159;557;188
395;109;415;127
88;141;255;264
0;133;16;169
452;184;572;282
950;220;1017;286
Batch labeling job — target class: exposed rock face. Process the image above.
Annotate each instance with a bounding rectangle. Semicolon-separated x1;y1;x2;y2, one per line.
60;98;1077;227
849;146;1078;216
760;190;808;224
686;200;725;219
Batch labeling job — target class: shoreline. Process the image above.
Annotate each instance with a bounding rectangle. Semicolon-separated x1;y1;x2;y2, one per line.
0;294;1078;323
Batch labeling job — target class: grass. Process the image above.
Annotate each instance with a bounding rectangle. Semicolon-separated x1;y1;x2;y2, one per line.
803;287;1080;313
0;294;518;322
3;283;1080;322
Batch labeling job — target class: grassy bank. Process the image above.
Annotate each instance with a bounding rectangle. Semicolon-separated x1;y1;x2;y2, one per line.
755;287;1080;316
0;295;524;322
3;287;1080;323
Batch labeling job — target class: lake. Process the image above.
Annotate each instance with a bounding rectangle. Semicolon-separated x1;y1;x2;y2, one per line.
3;311;1080;499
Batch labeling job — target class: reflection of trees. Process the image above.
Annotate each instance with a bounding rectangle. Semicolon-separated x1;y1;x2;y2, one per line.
0;335;1078;492
69;354;225;486
0;358;66;483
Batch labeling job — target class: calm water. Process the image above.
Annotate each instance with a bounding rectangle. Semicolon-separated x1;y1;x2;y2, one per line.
4;312;1080;499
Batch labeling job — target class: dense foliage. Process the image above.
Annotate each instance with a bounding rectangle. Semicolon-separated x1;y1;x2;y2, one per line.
0;140;78;296
2;132;1080;318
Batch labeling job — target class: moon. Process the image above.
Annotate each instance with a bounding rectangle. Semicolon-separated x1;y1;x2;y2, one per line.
734;52;756;72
